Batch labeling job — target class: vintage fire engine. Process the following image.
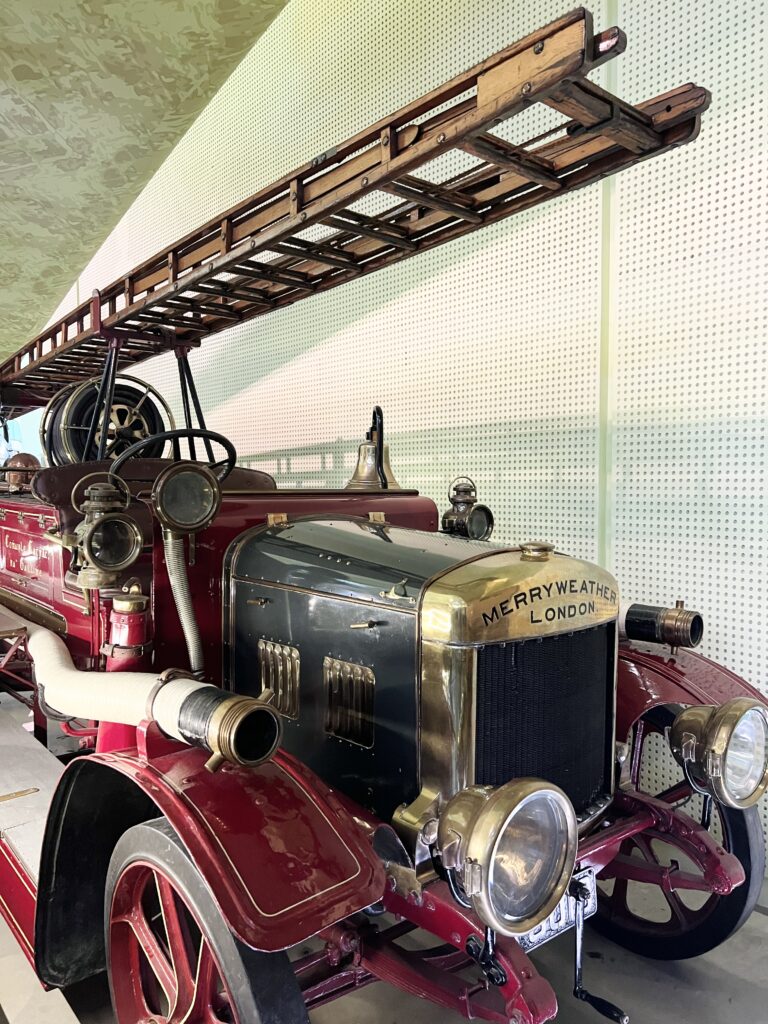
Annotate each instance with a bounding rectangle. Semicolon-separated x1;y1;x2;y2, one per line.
0;11;764;1024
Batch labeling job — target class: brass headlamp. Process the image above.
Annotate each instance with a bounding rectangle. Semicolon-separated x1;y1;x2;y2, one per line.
669;697;768;808
436;779;577;935
152;462;221;535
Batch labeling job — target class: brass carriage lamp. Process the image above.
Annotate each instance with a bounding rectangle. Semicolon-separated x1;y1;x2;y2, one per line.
441;477;494;541
72;476;143;590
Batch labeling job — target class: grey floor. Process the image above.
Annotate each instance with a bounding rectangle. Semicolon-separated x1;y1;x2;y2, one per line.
0;885;766;1023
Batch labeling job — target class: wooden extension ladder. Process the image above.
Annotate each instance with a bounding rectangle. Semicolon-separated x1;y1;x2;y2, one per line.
0;8;709;415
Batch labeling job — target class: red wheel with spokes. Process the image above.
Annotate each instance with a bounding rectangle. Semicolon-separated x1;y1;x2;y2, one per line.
592;705;765;959
106;818;308;1024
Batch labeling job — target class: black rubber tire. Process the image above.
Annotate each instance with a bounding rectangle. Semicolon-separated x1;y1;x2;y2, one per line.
105;817;308;1024
591;705;765;960
56;382;167;462
43;384;77;466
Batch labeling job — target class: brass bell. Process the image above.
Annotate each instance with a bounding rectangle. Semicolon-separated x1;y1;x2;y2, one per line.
345;406;401;491
345;441;401;490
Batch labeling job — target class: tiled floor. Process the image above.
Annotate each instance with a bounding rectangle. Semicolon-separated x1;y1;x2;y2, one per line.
1;884;766;1023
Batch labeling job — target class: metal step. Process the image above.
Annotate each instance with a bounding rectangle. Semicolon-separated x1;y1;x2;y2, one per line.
0;710;63;882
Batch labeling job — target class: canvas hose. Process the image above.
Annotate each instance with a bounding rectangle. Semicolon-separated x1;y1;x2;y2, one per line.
0;603;279;765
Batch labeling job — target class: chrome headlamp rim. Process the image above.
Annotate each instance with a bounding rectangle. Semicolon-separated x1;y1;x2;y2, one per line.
151;462;222;534
438;778;578;936
81;512;143;572
670;697;768;809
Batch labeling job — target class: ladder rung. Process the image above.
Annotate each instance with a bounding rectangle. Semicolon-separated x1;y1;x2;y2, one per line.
326;212;417;250
165;298;242;320
236;262;317;290
334;208;411;238
545;80;660;154
382;178;483;223
53;356;100;366
272;239;360;271
134;312;207;332
458;134;561;191
195;282;274;306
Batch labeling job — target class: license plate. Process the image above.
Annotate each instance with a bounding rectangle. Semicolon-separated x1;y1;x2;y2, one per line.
516;868;597;952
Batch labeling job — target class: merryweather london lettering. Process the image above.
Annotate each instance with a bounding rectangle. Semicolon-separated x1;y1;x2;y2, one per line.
481;578;618;629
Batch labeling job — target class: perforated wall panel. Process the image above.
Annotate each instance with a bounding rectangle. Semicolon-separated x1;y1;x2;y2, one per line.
612;0;767;684
39;1;768;847
611;0;768;838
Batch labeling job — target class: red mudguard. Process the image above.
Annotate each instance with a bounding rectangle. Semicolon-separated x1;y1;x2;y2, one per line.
86;740;386;951
617;641;767;739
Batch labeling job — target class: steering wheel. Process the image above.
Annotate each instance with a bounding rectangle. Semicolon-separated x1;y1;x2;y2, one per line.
107;428;238;482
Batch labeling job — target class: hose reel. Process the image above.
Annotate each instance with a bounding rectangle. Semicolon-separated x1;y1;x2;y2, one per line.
40;374;175;466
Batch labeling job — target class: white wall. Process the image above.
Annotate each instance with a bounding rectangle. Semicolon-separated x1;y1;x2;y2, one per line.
42;1;768;834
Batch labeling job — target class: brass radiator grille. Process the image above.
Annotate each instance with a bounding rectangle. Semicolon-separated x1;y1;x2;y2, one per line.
474;624;615;813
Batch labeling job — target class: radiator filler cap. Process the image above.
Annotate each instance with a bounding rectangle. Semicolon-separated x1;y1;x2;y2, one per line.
520;541;554;562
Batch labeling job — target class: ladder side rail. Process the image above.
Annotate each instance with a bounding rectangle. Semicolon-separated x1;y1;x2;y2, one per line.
0;9;709;403
0;10;613;386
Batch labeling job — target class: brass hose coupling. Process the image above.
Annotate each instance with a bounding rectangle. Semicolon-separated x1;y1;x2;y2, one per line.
175;686;282;773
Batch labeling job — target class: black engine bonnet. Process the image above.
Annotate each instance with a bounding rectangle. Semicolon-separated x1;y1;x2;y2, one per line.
225;516;502;606
223;517;502;819
223;517;618;823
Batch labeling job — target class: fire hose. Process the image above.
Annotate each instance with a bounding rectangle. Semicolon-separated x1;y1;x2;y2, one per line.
0;603;280;770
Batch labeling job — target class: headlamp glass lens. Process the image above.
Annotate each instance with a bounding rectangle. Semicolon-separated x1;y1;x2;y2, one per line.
89;518;139;569
489;792;570;923
161;470;217;529
725;708;768;801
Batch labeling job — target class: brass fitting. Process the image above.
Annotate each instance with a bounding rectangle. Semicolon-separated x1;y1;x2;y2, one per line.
204;693;282;773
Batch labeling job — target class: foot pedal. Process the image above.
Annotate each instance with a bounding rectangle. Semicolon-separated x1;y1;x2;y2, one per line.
574;987;630;1024
571;879;629;1024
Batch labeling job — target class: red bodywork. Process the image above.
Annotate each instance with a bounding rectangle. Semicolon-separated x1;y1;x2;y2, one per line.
0;483;437;987
0;840;36;969
102;730;387;951
0;494;95;656
617;642;767;738
0;475;762;1023
23;723;746;1024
